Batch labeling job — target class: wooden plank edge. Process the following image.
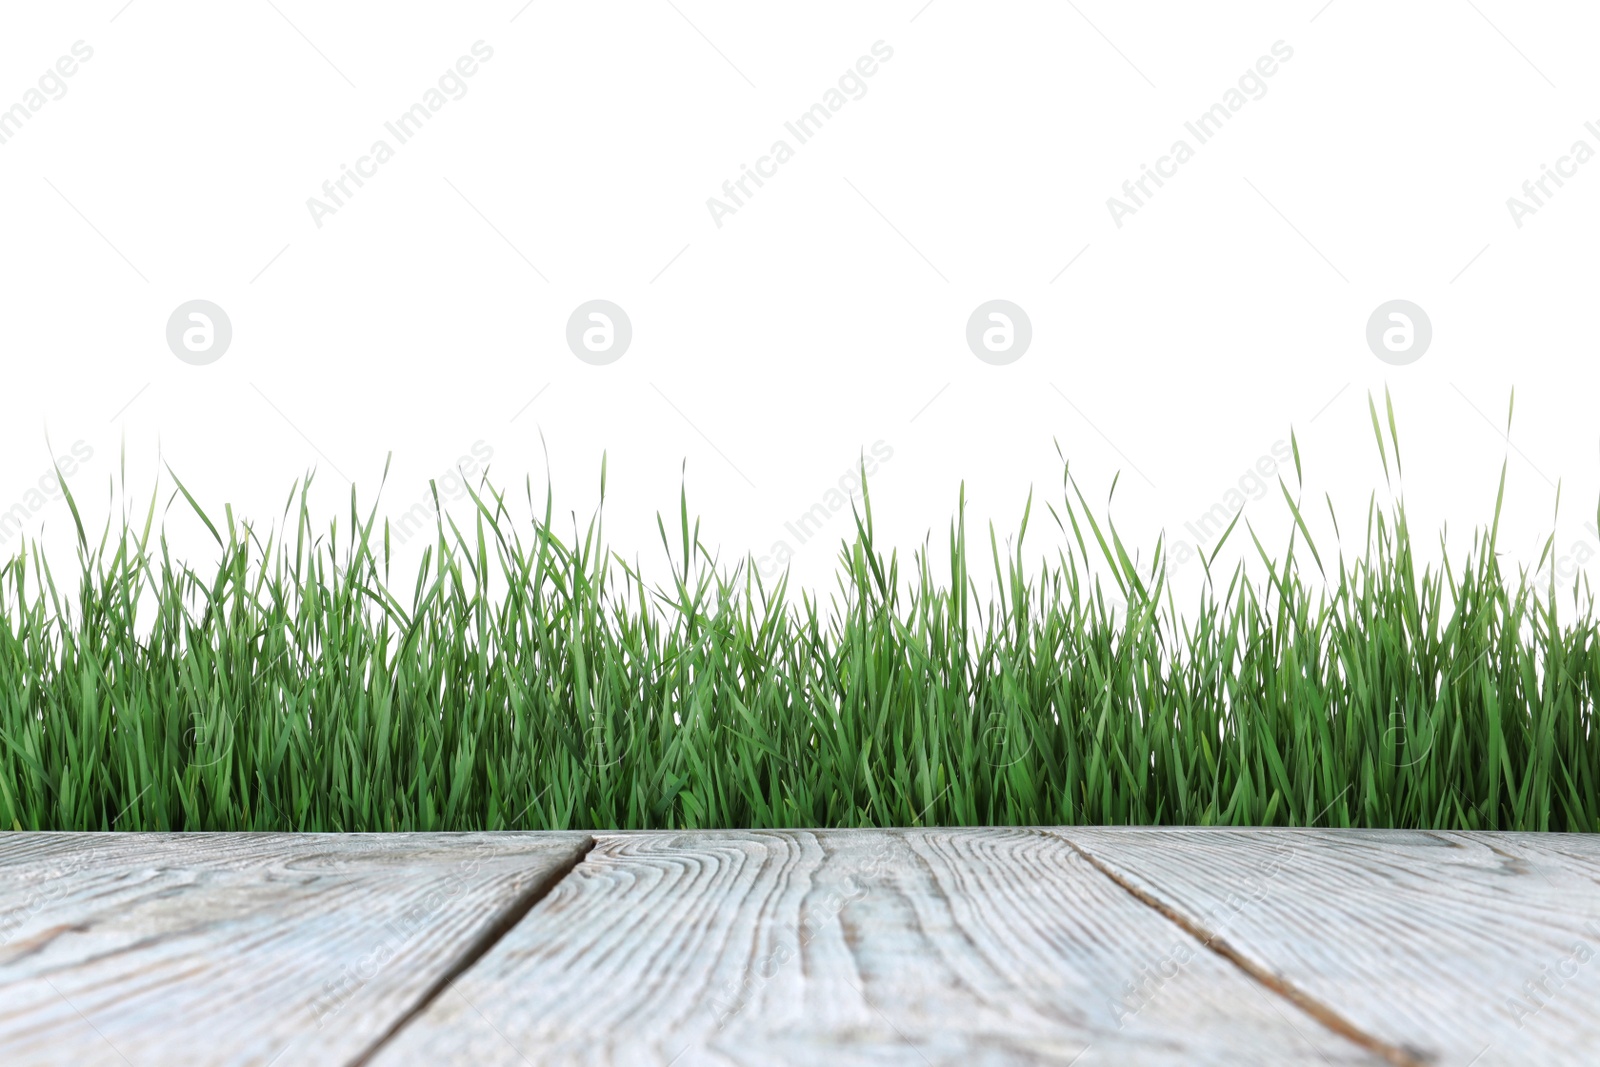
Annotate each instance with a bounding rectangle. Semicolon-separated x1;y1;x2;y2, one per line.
348;835;597;1066
1051;830;1433;1067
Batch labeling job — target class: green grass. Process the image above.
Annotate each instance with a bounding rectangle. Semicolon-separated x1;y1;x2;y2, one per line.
3;397;1597;833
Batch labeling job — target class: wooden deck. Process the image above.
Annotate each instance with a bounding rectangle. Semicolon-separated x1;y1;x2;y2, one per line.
1;829;1596;1065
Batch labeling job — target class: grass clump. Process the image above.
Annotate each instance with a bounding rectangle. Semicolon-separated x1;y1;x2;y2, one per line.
2;400;1597;833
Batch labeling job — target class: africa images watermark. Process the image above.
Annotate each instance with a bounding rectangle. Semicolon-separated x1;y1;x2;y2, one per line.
0;846;104;948
0;441;95;547
1501;918;1600;1032
1540;519;1600;585
305;41;495;228
754;440;894;580
388;440;496;549
0;41;94;148
1505;119;1600;228
1106;40;1295;228
1165;439;1294;571
705;41;895;229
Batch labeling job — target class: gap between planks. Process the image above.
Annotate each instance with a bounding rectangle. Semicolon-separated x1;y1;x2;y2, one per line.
1056;833;1428;1067
349;836;597;1066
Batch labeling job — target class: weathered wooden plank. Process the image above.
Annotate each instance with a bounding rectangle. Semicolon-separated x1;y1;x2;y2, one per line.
0;831;590;1066
1057;828;1600;1067
372;828;1386;1065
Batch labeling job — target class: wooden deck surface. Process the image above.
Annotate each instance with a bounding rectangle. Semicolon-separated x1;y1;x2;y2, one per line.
2;829;1596;1066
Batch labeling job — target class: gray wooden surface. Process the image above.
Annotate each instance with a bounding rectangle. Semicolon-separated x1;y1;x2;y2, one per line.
0;831;590;1066
371;829;1380;1066
1059;827;1600;1067
2;827;1596;1066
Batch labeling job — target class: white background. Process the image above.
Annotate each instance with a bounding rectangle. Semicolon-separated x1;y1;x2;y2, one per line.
2;1;1597;606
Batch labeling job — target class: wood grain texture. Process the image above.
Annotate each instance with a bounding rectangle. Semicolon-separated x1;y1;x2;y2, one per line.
1057;828;1600;1067
372;828;1383;1066
0;831;590;1066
